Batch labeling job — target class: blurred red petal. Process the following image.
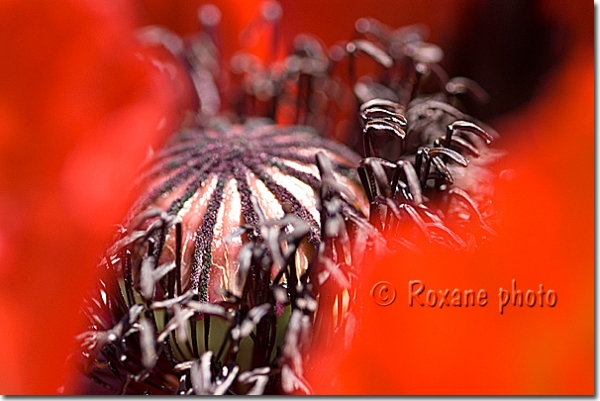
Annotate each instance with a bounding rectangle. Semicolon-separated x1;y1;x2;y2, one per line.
0;0;189;393
305;18;593;395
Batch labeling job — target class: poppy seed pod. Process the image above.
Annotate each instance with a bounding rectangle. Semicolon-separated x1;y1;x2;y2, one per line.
121;119;368;305
69;2;500;395
70;119;375;395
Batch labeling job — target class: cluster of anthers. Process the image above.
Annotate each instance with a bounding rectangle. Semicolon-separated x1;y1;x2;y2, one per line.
69;2;500;395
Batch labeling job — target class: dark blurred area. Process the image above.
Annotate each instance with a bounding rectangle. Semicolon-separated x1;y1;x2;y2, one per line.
449;1;565;121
